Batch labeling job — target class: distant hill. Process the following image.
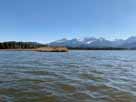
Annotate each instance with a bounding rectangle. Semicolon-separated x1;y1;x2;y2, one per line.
48;36;136;49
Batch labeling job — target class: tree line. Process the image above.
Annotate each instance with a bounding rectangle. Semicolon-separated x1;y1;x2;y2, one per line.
0;41;47;49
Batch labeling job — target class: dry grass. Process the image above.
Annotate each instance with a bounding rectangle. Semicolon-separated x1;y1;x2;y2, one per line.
34;47;68;52
0;47;69;52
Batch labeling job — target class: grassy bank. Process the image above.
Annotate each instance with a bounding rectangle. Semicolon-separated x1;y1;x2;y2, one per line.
0;47;69;52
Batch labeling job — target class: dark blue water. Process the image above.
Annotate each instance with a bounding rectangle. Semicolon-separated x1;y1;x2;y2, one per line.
0;50;136;102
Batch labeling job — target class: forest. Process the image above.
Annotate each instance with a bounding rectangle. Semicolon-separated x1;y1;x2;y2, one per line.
0;41;46;49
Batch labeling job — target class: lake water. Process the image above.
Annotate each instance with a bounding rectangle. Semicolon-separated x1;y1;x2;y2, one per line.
0;50;136;102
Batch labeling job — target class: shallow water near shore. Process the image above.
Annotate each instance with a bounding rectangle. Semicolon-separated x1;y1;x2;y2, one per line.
0;50;136;102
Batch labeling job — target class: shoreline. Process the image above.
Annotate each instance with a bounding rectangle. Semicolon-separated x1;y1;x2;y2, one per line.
0;49;135;52
0;47;69;52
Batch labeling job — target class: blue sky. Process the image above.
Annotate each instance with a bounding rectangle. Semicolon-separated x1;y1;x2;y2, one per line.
0;0;136;43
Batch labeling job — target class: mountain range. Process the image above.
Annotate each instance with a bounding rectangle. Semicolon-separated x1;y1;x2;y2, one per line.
48;36;136;49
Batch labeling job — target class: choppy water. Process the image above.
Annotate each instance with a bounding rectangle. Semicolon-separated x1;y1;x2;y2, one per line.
0;50;136;102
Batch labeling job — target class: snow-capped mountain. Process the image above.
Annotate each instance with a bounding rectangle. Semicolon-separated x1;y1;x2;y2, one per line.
111;39;125;47
48;36;136;49
80;38;113;48
120;36;136;48
49;38;84;47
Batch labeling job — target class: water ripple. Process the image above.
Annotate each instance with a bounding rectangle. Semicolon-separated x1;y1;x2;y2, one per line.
0;50;136;102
